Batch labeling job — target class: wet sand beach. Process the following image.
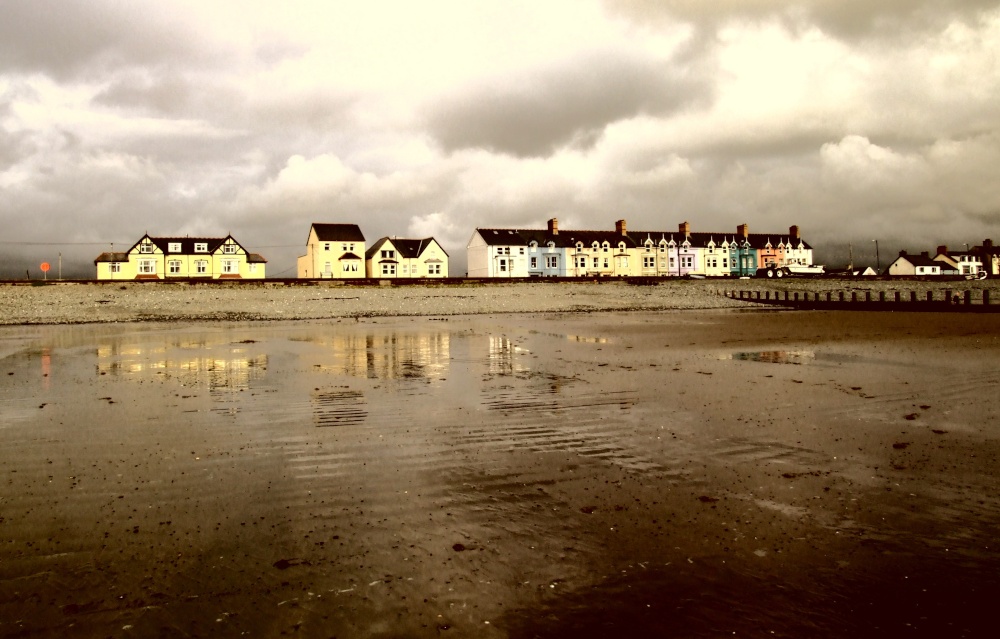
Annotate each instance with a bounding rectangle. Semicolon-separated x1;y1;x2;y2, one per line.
2;298;1000;637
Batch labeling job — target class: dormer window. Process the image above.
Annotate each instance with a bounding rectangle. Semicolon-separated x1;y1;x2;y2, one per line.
602;241;610;252
223;243;237;254
592;242;599;251
195;243;208;253
168;242;181;253
546;241;555;249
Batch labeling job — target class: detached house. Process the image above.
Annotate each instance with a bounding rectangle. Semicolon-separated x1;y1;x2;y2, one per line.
297;223;366;279
365;237;449;278
94;234;266;280
887;251;942;276
933;245;983;277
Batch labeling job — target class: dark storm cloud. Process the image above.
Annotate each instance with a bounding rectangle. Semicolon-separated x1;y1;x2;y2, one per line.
606;0;998;40
0;0;208;80
425;52;713;157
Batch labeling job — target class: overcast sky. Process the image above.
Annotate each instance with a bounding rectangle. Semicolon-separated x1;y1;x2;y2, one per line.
2;0;999;277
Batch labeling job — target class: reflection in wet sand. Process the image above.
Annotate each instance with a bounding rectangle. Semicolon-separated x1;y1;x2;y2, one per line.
2;313;1000;638
728;350;816;364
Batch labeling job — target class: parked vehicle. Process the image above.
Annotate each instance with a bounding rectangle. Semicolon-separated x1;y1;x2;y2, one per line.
756;264;826;278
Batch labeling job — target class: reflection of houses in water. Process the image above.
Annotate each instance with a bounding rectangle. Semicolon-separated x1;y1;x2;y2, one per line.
488;336;530;376
304;331;450;381
96;340;267;396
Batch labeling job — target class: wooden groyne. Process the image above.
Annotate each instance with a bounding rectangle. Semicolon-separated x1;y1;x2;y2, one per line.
725;288;999;312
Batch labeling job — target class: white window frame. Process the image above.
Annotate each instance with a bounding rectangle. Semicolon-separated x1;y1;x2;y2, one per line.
545;255;558;269
196;260;208;274
110;262;121;273
168;242;181;253
195;243;208;253
138;259;156;274
222;259;239;274
168;260;182;274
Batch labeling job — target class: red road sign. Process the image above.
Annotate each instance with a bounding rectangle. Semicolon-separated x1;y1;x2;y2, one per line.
40;262;50;272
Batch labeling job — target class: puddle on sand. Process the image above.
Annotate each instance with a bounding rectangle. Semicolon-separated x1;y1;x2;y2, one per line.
725;349;816;364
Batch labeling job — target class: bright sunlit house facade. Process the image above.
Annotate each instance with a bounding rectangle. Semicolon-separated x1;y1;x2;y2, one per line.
365;237;449;278
297;223;366;279
94;234;266;280
467;218;814;278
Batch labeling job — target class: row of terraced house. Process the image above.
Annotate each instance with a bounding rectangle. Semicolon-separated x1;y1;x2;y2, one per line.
467;219;814;278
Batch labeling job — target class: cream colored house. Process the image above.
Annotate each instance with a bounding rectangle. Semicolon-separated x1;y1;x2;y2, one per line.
365;237;449;278
94;234;266;280
297;223;366;279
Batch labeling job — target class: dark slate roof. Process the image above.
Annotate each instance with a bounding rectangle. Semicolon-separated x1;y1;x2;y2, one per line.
339;252;363;260
366;237;447;259
310;223;366;242
141;236;232;254
247;253;267;263
94;251;129;264
896;253;940;268
475;228;636;249
477;227;811;251
628;231;812;251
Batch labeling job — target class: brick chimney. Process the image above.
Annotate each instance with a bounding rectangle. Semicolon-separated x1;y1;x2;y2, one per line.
615;219;627;236
920;251;930;258
547;218;558;236
678;221;690;237
737;223;749;238
789;225;800;239
936;245;948;256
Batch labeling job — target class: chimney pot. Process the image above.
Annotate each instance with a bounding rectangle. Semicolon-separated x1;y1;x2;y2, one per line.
615;219;627;236
548;218;558;236
679;221;690;236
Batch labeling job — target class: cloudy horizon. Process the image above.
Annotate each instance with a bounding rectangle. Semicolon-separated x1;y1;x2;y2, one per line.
2;0;999;278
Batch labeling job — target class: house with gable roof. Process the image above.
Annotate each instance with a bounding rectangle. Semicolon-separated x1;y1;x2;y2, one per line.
887;251;942;276
933;245;983;277
365;237;449;278
94;234;266;280
297;223;366;279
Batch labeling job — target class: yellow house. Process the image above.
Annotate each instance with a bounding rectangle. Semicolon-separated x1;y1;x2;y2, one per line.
365;237;449;278
297;223;366;279
94;234;266;280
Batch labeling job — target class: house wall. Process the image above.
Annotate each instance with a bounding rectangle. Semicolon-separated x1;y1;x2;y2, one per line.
888;259;915;276
299;228;364;279
466;232;490;277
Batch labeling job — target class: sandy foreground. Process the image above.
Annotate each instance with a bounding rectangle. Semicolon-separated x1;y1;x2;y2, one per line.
2;278;999;325
1;285;1000;638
